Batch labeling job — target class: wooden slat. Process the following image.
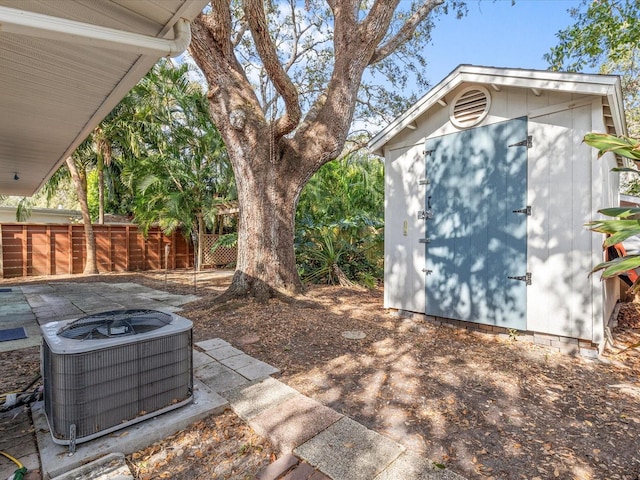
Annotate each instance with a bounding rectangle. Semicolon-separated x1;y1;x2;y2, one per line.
0;224;3;279
0;223;196;278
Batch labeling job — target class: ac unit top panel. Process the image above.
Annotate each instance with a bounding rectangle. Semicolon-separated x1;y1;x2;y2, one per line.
42;310;193;354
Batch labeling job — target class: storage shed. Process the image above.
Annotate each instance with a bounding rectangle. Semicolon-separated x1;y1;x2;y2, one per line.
369;65;627;351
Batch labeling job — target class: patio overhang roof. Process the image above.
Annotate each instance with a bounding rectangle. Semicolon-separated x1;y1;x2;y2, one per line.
0;0;209;197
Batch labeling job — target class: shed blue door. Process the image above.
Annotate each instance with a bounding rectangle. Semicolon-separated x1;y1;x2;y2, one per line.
424;117;528;329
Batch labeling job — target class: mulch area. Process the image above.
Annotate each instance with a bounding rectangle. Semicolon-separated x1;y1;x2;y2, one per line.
1;271;640;480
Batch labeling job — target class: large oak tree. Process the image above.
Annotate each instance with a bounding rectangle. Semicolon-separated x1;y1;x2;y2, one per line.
189;0;453;299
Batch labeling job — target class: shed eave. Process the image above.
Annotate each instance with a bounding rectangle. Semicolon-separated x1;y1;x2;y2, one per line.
368;64;626;155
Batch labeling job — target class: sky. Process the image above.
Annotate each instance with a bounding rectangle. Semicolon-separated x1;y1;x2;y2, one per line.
421;0;584;87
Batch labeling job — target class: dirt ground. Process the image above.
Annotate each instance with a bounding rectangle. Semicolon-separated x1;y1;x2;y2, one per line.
2;270;640;480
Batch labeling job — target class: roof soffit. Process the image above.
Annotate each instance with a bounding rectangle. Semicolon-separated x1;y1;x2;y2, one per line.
0;0;208;197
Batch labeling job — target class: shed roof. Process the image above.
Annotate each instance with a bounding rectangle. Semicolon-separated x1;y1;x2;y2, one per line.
369;65;627;156
0;0;208;197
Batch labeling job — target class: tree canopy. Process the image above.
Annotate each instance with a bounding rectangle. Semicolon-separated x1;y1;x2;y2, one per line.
546;0;640;73
546;0;640;139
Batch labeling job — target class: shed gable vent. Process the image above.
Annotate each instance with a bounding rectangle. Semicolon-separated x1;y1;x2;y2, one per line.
449;86;491;129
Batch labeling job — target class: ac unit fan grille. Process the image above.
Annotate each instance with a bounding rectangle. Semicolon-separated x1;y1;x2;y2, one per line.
57;309;173;339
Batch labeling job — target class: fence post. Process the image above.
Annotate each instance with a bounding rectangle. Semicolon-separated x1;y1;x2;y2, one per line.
21;225;28;277
47;225;53;275
125;225;130;272
171;231;176;269
68;225;73;274
0;224;3;279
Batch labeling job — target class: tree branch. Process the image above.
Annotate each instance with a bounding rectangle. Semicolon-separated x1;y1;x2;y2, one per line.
232;19;249;47
243;0;301;138
369;0;444;65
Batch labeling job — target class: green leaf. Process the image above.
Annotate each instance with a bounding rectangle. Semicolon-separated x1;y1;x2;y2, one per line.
583;133;640;160
592;255;640;278
603;230;640;247
598;207;640;218
611;167;640;174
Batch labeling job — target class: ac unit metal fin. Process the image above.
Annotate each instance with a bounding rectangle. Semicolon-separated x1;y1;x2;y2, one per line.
508;136;532;148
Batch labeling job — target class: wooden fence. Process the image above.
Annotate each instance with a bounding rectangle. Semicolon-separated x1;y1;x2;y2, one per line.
0;224;195;279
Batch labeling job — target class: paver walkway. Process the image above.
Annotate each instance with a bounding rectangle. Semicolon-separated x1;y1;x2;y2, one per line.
196;340;465;480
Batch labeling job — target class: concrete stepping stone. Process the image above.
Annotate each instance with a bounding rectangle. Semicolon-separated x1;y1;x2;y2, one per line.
223;377;299;421
194;360;248;393
294;417;405;480
374;451;466;480
249;394;342;453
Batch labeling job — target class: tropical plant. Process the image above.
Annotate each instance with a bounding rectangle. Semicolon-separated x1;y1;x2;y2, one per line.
586;132;640;291
120;59;234;268
295;153;384;287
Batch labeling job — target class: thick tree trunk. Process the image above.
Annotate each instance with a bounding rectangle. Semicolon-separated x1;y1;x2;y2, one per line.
226;142;305;299
65;157;98;275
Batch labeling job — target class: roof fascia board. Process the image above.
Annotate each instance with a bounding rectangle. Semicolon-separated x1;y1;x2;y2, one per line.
458;71;617;97
608;80;627;137
368;67;465;155
0;5;191;57
161;1;208;36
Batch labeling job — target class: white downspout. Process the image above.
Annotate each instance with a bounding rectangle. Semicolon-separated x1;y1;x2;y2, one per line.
0;5;191;58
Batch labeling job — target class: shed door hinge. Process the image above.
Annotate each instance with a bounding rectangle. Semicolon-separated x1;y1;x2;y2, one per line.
417;210;433;220
512;206;531;216
419;178;430;185
507;272;531;285
419;238;432;244
425;149;435;157
422;268;432;274
508;135;532;148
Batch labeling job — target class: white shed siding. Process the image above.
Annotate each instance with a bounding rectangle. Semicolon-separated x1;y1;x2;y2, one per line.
526;103;595;339
384;140;427;312
376;67;625;346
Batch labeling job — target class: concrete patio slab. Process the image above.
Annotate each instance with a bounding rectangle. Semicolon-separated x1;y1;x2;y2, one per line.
218;352;256;370
193;348;216;368
205;344;245;360
34;379;227;480
235;360;280;380
196;338;229;351
294;417;405;480
50;453;133;480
